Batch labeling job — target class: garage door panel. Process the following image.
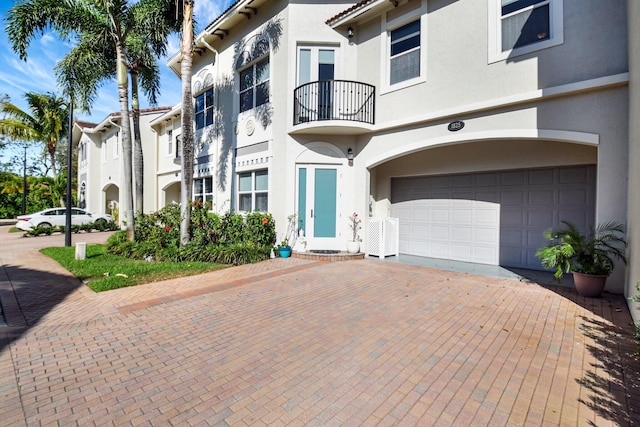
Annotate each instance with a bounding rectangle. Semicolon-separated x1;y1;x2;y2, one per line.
390;165;595;270
476;227;499;244
450;244;472;261
452;208;473;224
501;228;526;246
476;173;499;186
559;188;589;205
501;208;525;226
529;189;555;205
502;190;526;205
476;207;498;225
452;226;472;242
431;208;450;223
431;225;450;240
476;191;500;203
560;166;589;183
429;242;449;258
501;171;525;186
527;209;555;227
529;168;555;184
475;247;499;263
452;174;473;187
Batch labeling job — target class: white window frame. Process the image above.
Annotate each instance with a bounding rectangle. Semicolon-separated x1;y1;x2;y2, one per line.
296;44;340;86
113;131;119;159
239;56;270;113
488;0;563;63
193;176;214;207
167;128;173;157
195;88;215;130
380;0;427;94
237;169;269;212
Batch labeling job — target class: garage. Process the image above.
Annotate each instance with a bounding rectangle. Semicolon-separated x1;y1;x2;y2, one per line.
390;165;596;270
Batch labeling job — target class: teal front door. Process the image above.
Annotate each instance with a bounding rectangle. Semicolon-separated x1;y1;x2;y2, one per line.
297;165;338;246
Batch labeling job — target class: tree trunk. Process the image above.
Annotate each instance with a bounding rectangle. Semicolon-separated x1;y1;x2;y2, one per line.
116;42;135;241
48;138;58;179
180;0;194;246
131;71;144;214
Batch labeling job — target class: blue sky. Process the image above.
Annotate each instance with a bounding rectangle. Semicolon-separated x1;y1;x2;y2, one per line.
0;0;233;124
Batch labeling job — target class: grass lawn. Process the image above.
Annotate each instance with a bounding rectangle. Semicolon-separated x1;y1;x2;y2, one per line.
41;244;229;292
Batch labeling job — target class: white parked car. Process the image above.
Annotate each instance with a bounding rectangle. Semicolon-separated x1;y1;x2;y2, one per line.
15;208;114;231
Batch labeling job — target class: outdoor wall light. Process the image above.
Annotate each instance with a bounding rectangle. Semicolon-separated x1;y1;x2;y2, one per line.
347;26;354;39
347;147;354;166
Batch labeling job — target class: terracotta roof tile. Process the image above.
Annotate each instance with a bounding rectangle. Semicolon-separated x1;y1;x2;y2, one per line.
325;0;373;25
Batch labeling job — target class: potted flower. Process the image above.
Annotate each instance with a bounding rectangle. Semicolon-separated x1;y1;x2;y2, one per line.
278;238;292;258
535;220;627;297
347;212;362;254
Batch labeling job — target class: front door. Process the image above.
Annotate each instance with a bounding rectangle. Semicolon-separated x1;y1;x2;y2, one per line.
297;165;339;248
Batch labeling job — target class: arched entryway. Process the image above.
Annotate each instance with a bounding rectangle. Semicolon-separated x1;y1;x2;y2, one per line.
369;135;598;270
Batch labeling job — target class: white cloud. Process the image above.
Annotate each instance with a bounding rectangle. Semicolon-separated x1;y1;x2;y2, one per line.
194;0;230;33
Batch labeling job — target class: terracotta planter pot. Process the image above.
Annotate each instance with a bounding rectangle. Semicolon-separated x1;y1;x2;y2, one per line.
572;272;608;297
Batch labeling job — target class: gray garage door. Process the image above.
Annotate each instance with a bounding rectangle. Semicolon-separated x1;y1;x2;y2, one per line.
390;165;596;270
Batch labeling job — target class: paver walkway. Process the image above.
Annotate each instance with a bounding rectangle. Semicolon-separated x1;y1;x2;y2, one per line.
0;228;638;426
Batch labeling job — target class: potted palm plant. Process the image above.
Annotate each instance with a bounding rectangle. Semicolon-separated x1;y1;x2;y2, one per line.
535;220;627;297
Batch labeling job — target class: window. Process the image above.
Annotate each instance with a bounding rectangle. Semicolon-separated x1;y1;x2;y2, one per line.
489;0;563;62
240;57;270;112
389;20;421;85
114;132;119;158
194;177;214;206
167;129;173;156
238;170;268;212
102;139;108;162
195;88;214;130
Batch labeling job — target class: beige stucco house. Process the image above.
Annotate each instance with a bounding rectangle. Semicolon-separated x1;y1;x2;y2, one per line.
78;0;640;320
73;107;172;219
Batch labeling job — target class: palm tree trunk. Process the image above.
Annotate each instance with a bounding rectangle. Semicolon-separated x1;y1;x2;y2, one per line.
180;0;194;246
116;42;135;241
131;71;144;213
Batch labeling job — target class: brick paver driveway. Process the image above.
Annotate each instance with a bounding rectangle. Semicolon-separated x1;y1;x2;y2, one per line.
0;229;638;426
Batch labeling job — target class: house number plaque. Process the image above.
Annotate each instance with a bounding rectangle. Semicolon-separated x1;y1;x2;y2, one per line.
448;120;465;132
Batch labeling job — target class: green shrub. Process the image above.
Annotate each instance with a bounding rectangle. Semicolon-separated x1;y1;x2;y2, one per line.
105;205;276;266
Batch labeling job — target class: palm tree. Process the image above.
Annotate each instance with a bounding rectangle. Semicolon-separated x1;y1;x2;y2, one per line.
56;12;180;214
7;0;179;240
0;92;69;179
180;0;195;246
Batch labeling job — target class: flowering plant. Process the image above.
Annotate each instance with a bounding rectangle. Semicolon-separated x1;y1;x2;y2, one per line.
349;212;362;241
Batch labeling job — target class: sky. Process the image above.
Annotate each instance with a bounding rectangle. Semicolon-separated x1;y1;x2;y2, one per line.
0;0;233;124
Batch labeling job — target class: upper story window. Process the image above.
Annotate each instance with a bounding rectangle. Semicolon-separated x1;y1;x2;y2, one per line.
167;129;173;156
240;57;270;113
114;131;119;158
390;20;421;85
489;0;563;63
195;88;214;130
381;0;426;93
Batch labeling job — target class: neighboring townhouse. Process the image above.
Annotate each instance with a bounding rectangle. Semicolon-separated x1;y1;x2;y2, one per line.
73;107;172;219
149;104;182;208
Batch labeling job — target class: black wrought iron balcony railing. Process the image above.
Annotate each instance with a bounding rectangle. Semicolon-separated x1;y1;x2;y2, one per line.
293;80;375;126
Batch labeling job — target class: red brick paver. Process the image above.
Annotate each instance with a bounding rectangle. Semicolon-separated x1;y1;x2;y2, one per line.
0;229;638;426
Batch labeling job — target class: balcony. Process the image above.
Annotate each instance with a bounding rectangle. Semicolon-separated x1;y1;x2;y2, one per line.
292;80;375;135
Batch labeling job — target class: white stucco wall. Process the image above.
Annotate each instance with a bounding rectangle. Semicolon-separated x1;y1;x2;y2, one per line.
627;1;640;321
